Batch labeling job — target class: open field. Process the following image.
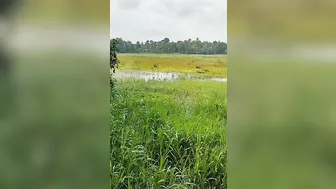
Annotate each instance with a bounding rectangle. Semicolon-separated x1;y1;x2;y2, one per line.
117;53;227;78
110;79;227;188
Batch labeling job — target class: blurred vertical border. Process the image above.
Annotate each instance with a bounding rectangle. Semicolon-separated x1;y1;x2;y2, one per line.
228;0;336;189
0;0;110;189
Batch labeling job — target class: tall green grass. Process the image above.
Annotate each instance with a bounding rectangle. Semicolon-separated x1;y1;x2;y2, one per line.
110;80;227;188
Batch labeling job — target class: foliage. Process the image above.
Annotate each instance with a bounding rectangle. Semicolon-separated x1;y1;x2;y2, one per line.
110;39;119;87
110;79;227;188
112;37;227;55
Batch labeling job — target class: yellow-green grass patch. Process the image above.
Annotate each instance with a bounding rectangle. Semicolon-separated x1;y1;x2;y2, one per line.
117;53;227;78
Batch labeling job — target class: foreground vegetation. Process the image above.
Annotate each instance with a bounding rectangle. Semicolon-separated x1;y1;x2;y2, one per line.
118;53;227;78
110;79;227;188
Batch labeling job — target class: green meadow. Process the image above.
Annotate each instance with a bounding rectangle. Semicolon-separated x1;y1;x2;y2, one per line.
117;53;227;78
110;79;227;188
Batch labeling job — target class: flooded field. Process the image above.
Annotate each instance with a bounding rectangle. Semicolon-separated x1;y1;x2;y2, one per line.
117;53;227;78
112;69;227;82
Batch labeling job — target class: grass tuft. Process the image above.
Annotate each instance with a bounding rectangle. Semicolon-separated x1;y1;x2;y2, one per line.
110;79;227;188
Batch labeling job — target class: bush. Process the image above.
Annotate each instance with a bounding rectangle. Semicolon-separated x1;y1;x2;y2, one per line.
110;39;119;87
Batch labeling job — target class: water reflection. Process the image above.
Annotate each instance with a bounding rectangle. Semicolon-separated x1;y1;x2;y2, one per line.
113;70;227;82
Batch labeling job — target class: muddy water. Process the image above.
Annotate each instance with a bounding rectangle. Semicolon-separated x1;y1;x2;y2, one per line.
112;70;227;82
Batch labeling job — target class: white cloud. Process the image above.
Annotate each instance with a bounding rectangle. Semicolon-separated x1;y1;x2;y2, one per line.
110;0;227;42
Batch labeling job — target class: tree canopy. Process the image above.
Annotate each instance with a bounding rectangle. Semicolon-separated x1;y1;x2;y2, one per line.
111;37;227;55
110;39;119;87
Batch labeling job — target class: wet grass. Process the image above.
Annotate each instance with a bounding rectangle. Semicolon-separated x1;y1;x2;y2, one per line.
110;79;227;188
118;54;227;78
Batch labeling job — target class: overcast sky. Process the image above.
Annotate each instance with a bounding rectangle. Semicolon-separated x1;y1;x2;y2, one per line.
110;0;227;43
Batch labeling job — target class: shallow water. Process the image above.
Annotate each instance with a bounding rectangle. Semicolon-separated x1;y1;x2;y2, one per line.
112;70;227;82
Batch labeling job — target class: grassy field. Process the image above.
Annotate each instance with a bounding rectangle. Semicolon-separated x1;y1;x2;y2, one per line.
117;53;227;78
110;79;227;188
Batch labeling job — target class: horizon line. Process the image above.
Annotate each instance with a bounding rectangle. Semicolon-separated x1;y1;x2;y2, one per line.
110;37;227;43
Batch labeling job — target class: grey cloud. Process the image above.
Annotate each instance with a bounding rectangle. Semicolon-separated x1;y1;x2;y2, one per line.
139;29;170;38
110;0;227;42
117;0;142;10
161;0;221;17
176;7;196;17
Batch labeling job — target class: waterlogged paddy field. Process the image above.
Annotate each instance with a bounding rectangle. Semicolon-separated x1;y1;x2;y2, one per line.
110;80;227;188
118;53;227;78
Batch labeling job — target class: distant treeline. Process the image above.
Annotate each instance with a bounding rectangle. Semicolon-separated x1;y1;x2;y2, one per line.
111;38;227;55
